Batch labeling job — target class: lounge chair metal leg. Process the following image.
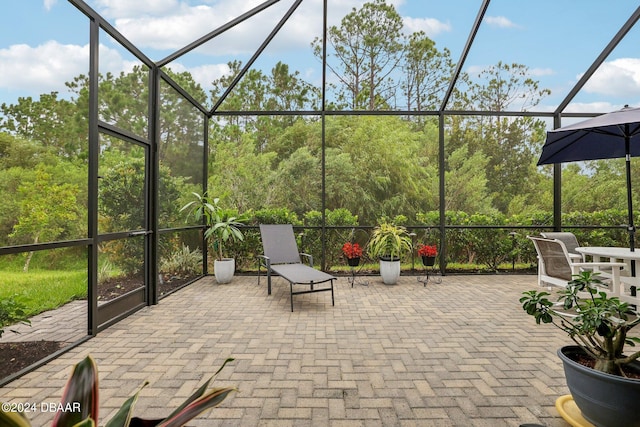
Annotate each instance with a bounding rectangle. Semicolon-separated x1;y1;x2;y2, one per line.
331;280;335;306
257;261;261;287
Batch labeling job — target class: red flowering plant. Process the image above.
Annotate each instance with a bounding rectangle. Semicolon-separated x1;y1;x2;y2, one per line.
342;242;363;259
417;244;437;257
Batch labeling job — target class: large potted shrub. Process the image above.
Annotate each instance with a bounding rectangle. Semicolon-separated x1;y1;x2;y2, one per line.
367;222;412;285
520;271;640;427
180;192;246;284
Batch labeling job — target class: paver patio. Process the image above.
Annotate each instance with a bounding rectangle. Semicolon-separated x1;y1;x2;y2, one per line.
0;274;572;426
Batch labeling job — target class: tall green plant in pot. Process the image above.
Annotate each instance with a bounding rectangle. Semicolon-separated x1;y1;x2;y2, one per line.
180;192;246;283
520;271;640;427
367;222;412;285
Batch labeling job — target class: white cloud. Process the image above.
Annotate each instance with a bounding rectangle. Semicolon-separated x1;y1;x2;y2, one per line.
529;67;555;77
95;0;333;55
485;16;519;29
0;39;235;100
0;41;134;97
168;62;231;90
562;102;623;114
93;0;180;19
581;58;640;98
90;0;417;58
43;0;58;11
0;41;89;94
403;16;451;37
465;65;485;76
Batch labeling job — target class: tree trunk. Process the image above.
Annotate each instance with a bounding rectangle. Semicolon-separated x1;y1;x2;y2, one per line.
593;357;624;376
23;235;39;273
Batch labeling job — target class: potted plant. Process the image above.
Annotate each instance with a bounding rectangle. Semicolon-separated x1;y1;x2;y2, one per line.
342;242;363;267
180;192;246;284
417;244;437;266
520;271;640;427
367;222;412;285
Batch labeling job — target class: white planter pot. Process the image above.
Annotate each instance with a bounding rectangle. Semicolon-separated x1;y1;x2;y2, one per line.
214;258;235;284
379;257;401;285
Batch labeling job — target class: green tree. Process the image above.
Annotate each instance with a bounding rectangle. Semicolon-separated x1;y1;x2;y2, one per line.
312;0;404;109
270;146;321;214
444;145;494;213
209;61;319;153
208;135;276;211
66;67;208;182
9;166;80;272
447;62;550;212
0;92;85;158
402;31;456;112
324;116;437;223
561;161;626;213
267;61;320;112
0;132;53;169
158;70;208;185
99;150;185;274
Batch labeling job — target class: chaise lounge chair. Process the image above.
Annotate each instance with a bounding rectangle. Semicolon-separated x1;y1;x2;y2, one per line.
258;224;336;311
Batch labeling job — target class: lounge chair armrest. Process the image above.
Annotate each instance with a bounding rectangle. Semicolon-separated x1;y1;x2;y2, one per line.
257;255;271;268
300;252;313;267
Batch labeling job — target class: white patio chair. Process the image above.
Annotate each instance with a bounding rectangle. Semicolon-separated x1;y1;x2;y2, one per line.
528;236;626;297
540;231;583;262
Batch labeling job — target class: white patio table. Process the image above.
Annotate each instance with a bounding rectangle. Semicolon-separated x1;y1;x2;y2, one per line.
575;246;640;299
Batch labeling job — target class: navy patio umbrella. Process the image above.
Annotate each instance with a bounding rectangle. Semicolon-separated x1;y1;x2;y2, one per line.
537;105;640;252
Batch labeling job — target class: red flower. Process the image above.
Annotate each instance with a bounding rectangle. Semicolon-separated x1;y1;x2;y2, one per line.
342;242;363;259
417;244;437;257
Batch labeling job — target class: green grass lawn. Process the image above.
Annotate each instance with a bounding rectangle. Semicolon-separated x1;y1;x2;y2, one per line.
0;269;87;317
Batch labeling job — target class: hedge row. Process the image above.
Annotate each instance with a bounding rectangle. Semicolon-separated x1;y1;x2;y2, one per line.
219;208;633;272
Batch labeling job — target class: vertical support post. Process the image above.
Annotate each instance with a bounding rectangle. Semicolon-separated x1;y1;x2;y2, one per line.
87;16;100;336
203;115;210;275
147;66;160;305
320;0;328;270
553;114;562;232
438;113;446;275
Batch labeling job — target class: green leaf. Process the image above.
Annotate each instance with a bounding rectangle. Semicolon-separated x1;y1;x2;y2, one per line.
72;419;96;427
0;410;32;427
163;358;234;421
155;387;237;427
104;381;148;427
52;355;99;427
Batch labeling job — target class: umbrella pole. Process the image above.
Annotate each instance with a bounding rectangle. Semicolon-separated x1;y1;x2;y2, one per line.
625;131;636;275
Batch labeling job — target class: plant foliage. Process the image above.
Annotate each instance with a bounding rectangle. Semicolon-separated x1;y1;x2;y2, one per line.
0;295;31;338
180;192;247;261
520;271;640;376
0;355;236;427
367;222;412;260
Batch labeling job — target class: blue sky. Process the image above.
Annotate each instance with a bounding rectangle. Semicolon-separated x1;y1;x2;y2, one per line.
1;0;640;115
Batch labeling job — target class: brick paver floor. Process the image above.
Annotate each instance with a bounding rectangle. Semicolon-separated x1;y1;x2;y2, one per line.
0;274;572;426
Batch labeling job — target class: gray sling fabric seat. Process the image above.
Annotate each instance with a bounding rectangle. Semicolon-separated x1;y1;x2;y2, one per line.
258;224;335;311
540;231;583;262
